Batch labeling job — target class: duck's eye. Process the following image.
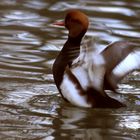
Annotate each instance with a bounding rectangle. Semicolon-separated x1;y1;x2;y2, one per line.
66;16;80;24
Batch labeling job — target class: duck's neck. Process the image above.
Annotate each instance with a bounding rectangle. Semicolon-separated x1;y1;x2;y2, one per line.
53;35;82;87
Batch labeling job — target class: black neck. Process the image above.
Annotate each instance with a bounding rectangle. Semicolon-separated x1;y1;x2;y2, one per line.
53;35;82;87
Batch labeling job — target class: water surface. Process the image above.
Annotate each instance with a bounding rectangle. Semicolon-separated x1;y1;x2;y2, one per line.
0;0;140;139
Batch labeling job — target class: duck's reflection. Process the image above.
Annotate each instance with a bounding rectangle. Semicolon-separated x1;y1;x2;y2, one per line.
51;104;111;140
50;102;139;140
59;106;87;129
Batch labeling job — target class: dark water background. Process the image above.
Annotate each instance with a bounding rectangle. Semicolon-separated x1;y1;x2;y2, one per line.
0;0;140;140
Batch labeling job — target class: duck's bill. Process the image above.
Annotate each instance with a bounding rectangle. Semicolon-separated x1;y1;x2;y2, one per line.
53;20;65;26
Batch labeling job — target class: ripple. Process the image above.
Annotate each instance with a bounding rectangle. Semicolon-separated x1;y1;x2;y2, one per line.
0;0;17;5
119;114;140;130
24;0;48;10
49;1;83;11
6;10;39;20
0;8;48;28
97;7;135;16
0;30;41;45
114;30;140;39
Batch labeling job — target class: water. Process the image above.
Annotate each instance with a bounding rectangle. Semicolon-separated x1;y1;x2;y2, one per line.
0;0;140;139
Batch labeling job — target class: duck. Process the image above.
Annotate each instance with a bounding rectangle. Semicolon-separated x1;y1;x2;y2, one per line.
53;10;140;108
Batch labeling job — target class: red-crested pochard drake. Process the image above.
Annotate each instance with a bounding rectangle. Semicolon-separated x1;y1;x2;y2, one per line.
53;10;140;108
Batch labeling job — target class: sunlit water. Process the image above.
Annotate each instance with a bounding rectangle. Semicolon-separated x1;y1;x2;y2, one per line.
0;0;140;140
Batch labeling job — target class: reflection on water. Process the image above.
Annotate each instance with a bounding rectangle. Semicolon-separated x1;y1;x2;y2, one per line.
0;0;140;139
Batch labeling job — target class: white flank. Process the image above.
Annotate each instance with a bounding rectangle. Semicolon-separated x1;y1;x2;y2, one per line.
92;54;105;66
87;54;105;92
113;50;140;77
72;66;90;90
60;73;91;108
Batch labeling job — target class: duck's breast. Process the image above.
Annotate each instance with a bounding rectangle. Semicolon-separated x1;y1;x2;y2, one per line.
60;66;92;108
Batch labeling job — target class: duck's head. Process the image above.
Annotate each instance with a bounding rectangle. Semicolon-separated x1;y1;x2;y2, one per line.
55;10;89;38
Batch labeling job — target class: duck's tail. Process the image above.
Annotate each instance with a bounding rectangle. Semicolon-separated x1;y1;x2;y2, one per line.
86;88;126;108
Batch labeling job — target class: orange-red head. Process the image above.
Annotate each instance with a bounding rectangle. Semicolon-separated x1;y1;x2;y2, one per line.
54;10;89;38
